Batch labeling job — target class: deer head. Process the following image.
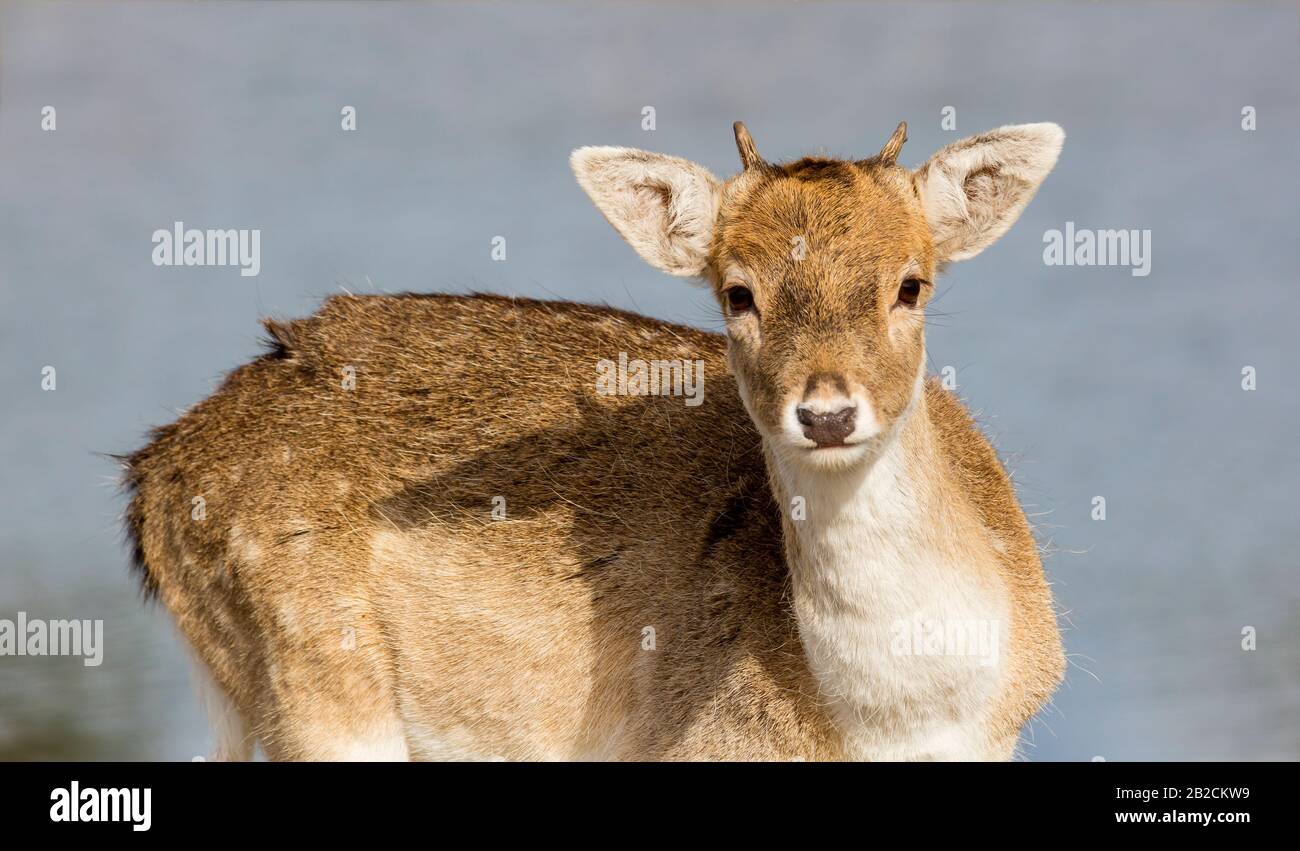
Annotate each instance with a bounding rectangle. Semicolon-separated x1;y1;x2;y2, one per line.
572;121;1062;469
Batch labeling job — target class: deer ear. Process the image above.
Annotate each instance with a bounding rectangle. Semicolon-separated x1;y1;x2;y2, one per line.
913;123;1064;264
571;146;721;277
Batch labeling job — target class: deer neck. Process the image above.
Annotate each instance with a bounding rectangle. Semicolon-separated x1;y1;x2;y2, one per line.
762;377;1008;759
764;374;944;567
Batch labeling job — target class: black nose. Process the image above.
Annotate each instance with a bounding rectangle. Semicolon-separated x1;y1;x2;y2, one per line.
796;405;856;447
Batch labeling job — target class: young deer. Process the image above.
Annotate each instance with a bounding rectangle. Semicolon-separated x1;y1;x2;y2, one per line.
124;121;1065;761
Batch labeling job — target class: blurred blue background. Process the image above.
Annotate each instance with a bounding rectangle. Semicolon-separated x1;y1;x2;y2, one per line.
1;0;1296;760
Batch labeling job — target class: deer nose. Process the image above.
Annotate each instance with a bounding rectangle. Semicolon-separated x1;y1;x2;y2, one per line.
796;404;857;447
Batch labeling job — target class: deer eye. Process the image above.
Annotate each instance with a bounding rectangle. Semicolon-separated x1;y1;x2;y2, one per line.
725;286;755;313
896;278;925;308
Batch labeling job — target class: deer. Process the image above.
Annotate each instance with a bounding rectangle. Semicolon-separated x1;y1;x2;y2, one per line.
123;120;1066;761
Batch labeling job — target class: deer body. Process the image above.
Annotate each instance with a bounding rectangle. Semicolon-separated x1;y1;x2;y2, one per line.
125;122;1066;760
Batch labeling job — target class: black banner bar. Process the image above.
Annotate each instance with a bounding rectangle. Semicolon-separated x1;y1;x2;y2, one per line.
1;762;1286;837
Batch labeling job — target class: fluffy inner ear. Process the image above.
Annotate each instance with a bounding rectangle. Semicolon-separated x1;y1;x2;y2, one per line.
571;146;721;277
913;123;1064;264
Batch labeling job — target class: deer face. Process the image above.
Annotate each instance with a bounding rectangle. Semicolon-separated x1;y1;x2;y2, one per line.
573;121;1062;469
712;153;934;466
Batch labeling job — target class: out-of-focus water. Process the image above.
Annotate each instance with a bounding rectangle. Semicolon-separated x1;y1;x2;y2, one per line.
1;1;1296;761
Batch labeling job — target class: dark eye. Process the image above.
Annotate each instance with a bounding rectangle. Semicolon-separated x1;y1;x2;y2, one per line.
896;278;924;308
725;286;755;313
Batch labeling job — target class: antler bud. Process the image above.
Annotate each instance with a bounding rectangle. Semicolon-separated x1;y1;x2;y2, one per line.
733;121;765;171
878;121;908;165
